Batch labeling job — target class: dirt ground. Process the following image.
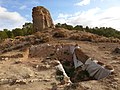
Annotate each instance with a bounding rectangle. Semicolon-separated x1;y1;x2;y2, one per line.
0;40;120;90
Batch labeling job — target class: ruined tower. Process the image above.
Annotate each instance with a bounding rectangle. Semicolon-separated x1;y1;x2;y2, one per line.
32;6;54;32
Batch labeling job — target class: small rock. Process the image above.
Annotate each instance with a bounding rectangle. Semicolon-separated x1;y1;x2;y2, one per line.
15;88;20;90
110;83;118;89
36;65;39;68
23;74;31;79
110;60;120;64
2;58;4;60
113;78;119;82
43;79;51;82
14;61;22;64
29;79;40;83
16;79;27;85
9;79;17;85
46;64;51;68
5;57;9;60
112;82;118;85
46;57;51;59
0;79;9;85
114;47;120;54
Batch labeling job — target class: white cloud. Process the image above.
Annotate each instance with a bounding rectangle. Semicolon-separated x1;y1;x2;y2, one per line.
58;13;72;19
75;0;91;6
54;6;120;31
19;5;27;10
0;6;27;30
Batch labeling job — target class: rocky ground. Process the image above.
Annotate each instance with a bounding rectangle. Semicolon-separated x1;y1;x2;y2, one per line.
0;28;120;90
0;39;120;90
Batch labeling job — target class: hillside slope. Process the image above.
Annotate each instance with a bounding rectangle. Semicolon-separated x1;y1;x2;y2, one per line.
0;28;120;90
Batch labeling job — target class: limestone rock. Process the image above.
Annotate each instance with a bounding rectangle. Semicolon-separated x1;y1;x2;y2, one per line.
32;6;54;32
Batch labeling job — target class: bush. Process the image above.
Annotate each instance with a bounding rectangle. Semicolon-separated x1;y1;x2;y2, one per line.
40;34;51;43
34;33;52;43
53;30;68;38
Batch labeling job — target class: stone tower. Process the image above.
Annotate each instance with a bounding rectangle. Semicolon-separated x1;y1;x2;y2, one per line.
32;6;54;32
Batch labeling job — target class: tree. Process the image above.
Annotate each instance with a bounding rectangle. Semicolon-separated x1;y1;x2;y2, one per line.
12;28;24;37
0;31;8;40
64;24;73;30
7;31;14;38
55;23;61;28
74;25;83;31
55;23;73;30
22;22;33;35
3;29;14;38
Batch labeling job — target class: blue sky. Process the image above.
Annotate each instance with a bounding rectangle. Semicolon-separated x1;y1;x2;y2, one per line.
0;0;120;30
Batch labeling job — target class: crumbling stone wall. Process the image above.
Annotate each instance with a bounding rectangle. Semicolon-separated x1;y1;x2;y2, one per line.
32;6;54;32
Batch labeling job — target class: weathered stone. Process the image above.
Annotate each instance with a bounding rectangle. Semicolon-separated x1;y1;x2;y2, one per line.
32;6;54;32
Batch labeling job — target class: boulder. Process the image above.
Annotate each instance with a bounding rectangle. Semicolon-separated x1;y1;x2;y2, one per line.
32;6;54;32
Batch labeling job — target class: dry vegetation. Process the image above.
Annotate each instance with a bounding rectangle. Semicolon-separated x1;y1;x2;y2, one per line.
0;28;120;54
